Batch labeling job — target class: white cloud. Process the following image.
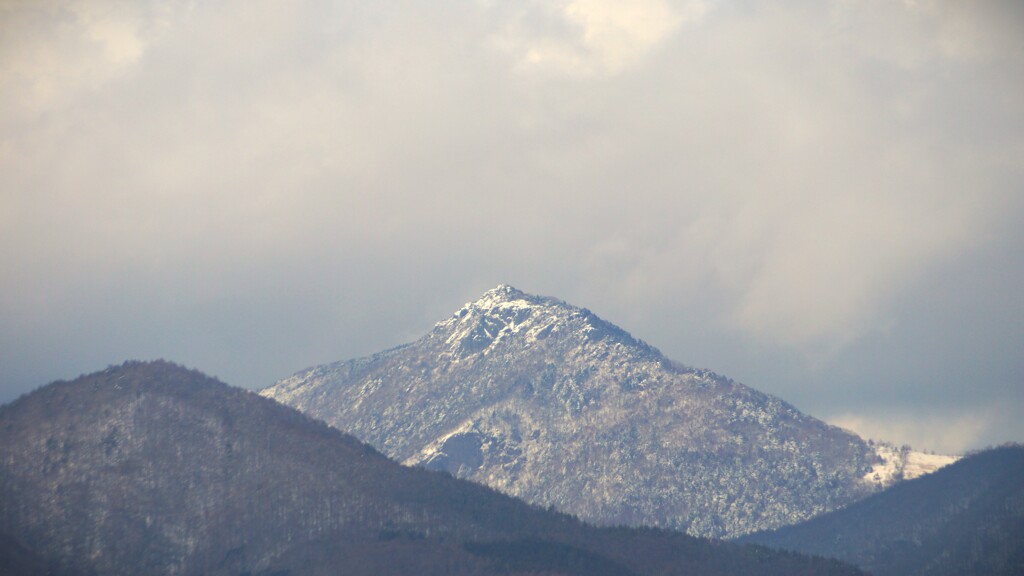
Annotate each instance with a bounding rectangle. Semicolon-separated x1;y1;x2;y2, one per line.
0;0;1021;451
829;411;991;455
0;1;191;125
72;3;146;65
568;0;1019;351
493;0;703;76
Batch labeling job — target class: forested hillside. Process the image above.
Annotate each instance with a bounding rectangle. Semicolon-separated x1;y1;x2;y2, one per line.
0;361;864;576
744;445;1024;576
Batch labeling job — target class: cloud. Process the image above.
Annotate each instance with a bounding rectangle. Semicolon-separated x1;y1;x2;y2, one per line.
491;0;703;76
0;0;1021;450
567;0;1021;350
0;1;188;127
829;411;992;455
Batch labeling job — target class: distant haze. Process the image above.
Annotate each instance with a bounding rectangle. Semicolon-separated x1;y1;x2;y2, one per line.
1;0;1021;454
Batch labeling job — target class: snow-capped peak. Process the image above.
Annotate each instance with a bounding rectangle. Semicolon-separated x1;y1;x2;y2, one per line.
472;284;533;310
482;283;524;300
431;286;659;364
433;286;556;359
437;285;550;330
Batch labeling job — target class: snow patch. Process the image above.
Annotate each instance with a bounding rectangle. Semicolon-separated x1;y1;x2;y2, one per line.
403;418;477;467
434;285;559;359
903;450;958;479
862;443;958;487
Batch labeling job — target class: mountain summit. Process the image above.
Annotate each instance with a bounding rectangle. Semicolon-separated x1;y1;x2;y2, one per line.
433;283;660;366
264;286;897;537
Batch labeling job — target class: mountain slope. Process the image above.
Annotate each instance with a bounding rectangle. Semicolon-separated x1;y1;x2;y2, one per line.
262;285;894;537
0;530;51;576
743;445;1024;576
0;360;865;576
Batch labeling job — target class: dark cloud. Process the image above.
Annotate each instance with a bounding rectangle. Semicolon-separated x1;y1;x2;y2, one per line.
1;0;1021;453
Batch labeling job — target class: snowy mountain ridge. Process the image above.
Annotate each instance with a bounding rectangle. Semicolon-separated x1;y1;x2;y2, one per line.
262;285;949;538
433;284;661;363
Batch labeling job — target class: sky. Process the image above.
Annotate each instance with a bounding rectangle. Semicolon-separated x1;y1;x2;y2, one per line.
1;0;1022;455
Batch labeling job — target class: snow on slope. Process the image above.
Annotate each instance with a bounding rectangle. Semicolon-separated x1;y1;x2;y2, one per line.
863;442;958;487
262;284;954;538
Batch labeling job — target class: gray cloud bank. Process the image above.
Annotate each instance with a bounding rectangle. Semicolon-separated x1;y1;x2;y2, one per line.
2;0;1022;453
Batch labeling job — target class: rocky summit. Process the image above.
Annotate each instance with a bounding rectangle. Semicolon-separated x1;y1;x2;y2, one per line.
263;285;891;538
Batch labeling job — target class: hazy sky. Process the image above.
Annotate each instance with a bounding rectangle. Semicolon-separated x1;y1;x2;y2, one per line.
2;0;1022;454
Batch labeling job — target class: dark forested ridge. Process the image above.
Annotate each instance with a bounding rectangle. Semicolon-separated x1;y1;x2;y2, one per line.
0;360;864;576
743;445;1024;576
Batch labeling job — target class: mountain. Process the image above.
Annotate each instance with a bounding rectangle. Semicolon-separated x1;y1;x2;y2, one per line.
0;360;865;576
262;285;931;538
742;445;1024;576
0;530;50;576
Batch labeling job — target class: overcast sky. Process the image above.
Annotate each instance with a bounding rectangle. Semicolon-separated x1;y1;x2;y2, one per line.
2;0;1021;454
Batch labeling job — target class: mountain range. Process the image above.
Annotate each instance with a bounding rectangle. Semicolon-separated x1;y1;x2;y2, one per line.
262;285;948;538
744;444;1024;576
0;360;865;576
